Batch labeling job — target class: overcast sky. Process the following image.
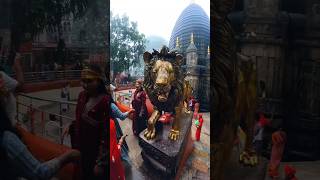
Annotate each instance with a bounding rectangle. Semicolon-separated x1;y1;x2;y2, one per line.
111;0;210;42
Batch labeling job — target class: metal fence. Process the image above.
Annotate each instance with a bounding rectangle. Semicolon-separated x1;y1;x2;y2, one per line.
11;70;82;83
16;93;76;146
114;91;133;108
9;70;146;85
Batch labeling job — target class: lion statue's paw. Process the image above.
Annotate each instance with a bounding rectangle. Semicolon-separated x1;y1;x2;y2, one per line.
239;150;258;166
168;129;180;141
144;127;156;140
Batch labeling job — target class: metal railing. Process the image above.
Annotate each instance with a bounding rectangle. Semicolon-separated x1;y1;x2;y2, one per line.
114;83;134;89
15;86;140;146
10;70;145;84
11;70;82;83
16;93;76;146
114;91;133;108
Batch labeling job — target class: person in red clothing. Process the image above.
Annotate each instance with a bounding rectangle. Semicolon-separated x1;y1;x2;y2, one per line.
188;96;196;111
67;65;108;180
195;114;204;141
110;119;126;180
131;79;148;135
253;113;270;154
193;103;200;119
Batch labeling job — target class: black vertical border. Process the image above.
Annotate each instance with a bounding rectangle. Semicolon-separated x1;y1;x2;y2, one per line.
210;0;214;178
105;0;110;178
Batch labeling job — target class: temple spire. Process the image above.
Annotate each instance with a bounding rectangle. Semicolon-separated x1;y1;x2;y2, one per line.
191;33;194;44
175;37;180;48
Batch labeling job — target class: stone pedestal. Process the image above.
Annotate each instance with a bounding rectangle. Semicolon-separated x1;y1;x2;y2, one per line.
138;112;193;178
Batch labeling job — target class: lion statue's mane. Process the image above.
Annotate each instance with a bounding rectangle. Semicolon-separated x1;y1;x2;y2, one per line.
143;47;184;112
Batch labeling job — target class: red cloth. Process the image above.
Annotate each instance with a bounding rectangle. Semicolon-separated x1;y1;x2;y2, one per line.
159;113;172;124
73;91;108;179
284;165;297;180
269;131;287;176
259;114;270;127
110;119;125;180
195;115;203;141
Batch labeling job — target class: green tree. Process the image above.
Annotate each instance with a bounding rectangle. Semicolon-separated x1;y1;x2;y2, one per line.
69;0;109;76
110;12;146;74
72;0;109;54
8;0;88;64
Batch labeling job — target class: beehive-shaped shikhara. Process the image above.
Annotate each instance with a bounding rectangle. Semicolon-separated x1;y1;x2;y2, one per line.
169;3;209;66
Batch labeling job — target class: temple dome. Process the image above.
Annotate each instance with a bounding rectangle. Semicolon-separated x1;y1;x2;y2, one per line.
169;3;209;65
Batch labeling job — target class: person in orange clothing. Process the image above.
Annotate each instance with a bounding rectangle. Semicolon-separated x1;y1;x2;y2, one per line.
110;119;126;180
195;114;204;141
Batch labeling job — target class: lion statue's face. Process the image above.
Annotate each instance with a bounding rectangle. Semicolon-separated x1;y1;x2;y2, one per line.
152;59;175;102
143;47;184;104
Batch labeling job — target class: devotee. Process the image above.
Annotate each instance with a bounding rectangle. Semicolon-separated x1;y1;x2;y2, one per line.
108;85;134;164
94;120;107;178
193;102;200;118
131;79;148;135
195;114;204;141
253;112;287;178
0;51;24;126
0;74;81;180
69;64;108;180
253;113;270;155
188;96;197;111
110;83;116;100
61;82;70;112
110;119;126;180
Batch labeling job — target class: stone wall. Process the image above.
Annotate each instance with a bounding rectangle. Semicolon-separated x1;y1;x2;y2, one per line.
231;0;320;160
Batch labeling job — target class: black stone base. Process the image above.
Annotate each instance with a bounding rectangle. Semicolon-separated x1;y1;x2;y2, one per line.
138;111;193;178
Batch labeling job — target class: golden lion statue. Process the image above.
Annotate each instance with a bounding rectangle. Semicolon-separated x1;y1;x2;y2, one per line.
143;46;192;141
236;54;258;166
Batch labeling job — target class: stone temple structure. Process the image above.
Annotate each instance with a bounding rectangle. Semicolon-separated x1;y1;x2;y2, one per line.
169;3;210;111
229;0;320;160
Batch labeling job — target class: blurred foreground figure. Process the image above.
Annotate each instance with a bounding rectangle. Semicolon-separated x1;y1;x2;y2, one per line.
110;119;126;180
69;65;108;180
0;77;80;179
